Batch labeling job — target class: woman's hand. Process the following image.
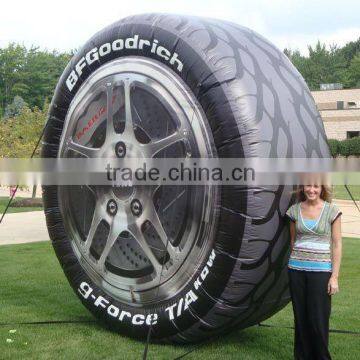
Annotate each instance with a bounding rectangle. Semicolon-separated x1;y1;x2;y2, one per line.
328;276;339;295
330;215;342;296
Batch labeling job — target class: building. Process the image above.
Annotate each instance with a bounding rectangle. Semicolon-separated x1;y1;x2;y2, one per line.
311;88;360;140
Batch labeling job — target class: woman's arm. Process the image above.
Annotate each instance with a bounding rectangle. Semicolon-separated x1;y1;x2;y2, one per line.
289;221;296;253
328;216;342;295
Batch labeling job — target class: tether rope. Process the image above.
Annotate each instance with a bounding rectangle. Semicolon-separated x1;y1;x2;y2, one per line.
0;118;49;225
344;184;360;213
142;198;172;359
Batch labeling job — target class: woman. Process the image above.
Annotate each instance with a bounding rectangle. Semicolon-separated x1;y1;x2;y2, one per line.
285;183;342;360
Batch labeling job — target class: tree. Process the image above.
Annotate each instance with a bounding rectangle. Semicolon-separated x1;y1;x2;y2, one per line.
0;44;27;113
21;48;70;108
4;95;27;118
344;55;360;88
339;38;360;66
0;44;71;116
0;104;47;158
305;42;347;89
284;41;353;90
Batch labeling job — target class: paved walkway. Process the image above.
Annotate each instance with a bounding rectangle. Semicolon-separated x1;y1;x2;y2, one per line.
0;186;42;198
332;199;360;238
0;211;49;245
0;199;359;246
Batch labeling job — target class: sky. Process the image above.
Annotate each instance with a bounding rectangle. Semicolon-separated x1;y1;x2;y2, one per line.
0;0;359;56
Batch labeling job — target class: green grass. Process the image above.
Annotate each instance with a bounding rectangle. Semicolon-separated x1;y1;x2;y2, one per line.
0;239;359;359
333;185;360;201
0;197;43;214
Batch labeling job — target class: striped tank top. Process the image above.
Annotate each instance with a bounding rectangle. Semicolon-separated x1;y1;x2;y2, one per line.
285;201;342;272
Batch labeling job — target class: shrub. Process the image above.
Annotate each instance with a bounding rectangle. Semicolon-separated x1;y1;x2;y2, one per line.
327;139;340;157
338;139;351;157
328;137;360;157
0;105;47;158
348;136;360;156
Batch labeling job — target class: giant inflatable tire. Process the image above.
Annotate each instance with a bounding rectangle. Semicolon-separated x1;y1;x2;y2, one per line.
42;14;331;343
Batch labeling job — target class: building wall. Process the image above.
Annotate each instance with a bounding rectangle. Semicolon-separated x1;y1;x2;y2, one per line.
311;89;360;140
312;89;360;104
323;120;360;140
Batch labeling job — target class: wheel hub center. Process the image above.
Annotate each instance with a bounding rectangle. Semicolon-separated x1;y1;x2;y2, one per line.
115;141;126;158
113;185;134;200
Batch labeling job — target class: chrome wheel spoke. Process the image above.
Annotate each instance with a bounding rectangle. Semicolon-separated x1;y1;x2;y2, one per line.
98;218;127;270
84;202;105;253
128;223;162;275
151;184;161;197
142;131;185;157
123;79;136;140
105;83;116;141
146;203;177;259
67;140;100;158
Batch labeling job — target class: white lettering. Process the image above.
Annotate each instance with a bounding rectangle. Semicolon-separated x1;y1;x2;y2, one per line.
119;310;132;321
132;314;145;325
194;277;202;290
201;266;209;281
165;303;177;321
94;296;109;308
78;282;92;299
112;39;124;51
207;249;216;267
184;290;198;311
151;39;159;53
67;36;184;92
107;304;120;318
75;57;87;76
85;48;99;65
66;70;78;91
177;298;184;317
139;39;151;50
125;35;139;49
157;46;170;60
146;314;158;325
99;43;111;56
170;52;183;72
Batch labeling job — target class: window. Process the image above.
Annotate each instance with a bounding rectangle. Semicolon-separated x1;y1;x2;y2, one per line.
337;101;344;110
347;131;360;139
347;101;357;108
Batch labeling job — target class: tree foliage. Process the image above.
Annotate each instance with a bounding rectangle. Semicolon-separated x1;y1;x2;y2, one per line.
0;104;47;157
346;55;360;88
4;95;27;118
284;38;360;90
0;44;71;115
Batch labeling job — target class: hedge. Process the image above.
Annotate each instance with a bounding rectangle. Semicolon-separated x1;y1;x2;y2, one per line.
327;137;360;157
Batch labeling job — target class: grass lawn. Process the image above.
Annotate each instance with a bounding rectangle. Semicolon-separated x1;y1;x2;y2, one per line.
0;239;359;359
333;185;360;201
0;197;43;215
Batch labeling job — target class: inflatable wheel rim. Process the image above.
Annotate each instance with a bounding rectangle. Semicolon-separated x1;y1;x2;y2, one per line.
57;57;220;305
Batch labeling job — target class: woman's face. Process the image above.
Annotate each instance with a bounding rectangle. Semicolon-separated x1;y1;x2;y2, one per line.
303;184;322;201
